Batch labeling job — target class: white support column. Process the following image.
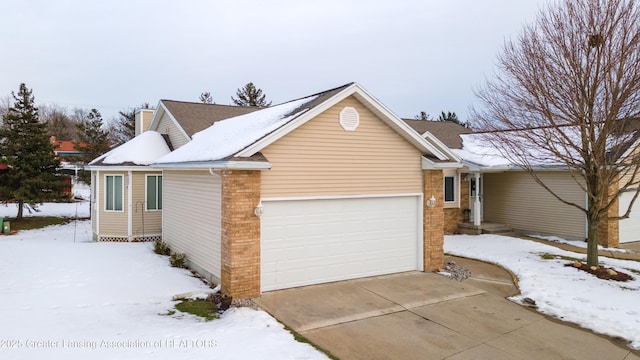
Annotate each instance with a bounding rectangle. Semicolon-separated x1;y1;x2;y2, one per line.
474;172;481;227
127;171;133;241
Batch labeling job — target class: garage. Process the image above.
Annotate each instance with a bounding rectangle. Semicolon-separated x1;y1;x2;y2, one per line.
619;191;640;243
261;195;422;291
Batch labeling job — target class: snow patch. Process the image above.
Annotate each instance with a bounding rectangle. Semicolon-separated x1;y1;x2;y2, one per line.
90;131;171;166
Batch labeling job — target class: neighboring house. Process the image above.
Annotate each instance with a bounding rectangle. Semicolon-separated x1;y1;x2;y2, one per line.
85;131;170;242
88;82;461;299
403;119;640;247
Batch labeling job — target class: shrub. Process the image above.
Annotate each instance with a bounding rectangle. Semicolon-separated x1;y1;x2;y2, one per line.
153;240;171;256
170;252;187;268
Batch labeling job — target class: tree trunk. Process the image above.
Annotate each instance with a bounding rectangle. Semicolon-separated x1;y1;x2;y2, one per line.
586;220;599;266
16;200;24;220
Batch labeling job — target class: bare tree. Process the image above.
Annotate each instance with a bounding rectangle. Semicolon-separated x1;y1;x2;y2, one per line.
473;0;640;266
199;91;213;104
40;104;78;141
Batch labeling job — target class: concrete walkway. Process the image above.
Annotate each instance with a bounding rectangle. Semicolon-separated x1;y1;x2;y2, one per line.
255;257;640;360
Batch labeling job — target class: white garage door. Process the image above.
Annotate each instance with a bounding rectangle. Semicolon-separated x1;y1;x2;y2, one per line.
261;195;422;291
619;191;640;243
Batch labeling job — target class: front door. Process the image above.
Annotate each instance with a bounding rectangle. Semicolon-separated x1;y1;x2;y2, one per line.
469;174;483;222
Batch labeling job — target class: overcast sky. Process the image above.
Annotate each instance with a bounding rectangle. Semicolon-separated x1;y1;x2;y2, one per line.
0;1;551;124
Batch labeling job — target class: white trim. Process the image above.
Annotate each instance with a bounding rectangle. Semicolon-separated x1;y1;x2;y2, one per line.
103;174;125;212
236;83;456;162
95;170;100;236
443;174;458;206
85;165;162;171
417;193;424;271
151;161;272;170
422;157;463;170
127;171;132;237
148;101;191;141
144;174;163;211
261;192;423;202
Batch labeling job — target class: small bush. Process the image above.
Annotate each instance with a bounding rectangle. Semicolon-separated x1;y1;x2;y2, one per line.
153;240;171;255
170;252;187;268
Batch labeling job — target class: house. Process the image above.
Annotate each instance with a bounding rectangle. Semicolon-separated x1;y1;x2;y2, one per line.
88;83;462;299
403;119;640;247
85;130;170;242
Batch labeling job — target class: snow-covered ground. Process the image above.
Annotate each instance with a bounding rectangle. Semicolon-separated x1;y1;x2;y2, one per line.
445;234;640;349
0;183;91;219
0;201;326;359
527;233;629;253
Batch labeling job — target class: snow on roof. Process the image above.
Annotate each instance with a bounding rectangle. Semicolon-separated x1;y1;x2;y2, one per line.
451;134;514;168
89;131;171;166
156;95;318;164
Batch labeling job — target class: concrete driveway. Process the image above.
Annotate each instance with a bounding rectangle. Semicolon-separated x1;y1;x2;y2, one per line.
255;257;640;360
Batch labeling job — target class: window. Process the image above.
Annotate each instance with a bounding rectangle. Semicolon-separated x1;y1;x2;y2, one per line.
146;175;162;210
444;176;456;203
105;175;123;211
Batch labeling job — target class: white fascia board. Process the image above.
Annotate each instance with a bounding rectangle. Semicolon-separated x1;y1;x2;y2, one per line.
421;157;463;170
84;165;159;172
235;84;359;158
236;83;455;162
147;100;165;131
148;101;191;141
350;86;452;161
421;131;462;162
150;161;272;170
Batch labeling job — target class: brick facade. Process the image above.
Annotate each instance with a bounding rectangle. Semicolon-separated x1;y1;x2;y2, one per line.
221;170;261;299
597;182;620;248
423;170;444;271
443;176;470;234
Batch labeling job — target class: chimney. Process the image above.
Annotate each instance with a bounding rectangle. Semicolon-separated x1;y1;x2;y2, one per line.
135;107;156;136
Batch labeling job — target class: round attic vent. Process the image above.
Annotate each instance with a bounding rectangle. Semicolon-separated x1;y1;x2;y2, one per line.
339;106;359;131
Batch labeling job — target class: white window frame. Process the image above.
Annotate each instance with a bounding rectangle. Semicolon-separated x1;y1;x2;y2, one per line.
104;174;124;212
443;172;460;207
145;174;163;211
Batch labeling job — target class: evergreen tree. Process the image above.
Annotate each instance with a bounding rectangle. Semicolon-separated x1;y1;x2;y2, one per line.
231;82;272;107
0;84;65;219
437;111;469;128
75;109;110;183
414;111;431;121
108;107;137;145
199;91;213;104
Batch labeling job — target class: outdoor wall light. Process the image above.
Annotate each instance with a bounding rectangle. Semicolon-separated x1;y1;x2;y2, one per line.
254;201;264;217
426;196;436;208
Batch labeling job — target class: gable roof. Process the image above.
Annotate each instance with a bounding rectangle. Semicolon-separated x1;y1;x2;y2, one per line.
154;83;460;169
402;119;472;149
87;131;171;167
149;100;260;140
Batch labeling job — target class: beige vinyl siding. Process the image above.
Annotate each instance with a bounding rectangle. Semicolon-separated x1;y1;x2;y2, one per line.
131;171;162;238
156;111;189;149
483;171;587;239
261;96;423;197
163;170;222;282
97;171;128;236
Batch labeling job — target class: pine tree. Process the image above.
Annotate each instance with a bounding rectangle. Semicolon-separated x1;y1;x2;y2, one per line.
0;84;65;219
107;107;137;145
437;111;469;128
414;111;431;121
75;109;110;183
231;82;272;107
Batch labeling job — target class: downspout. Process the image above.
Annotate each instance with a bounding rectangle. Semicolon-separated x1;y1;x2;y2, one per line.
474;172;481;227
128;171;133;241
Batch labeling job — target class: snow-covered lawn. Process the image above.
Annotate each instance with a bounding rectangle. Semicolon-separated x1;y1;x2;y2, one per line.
445;234;640;349
0;201;326;359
